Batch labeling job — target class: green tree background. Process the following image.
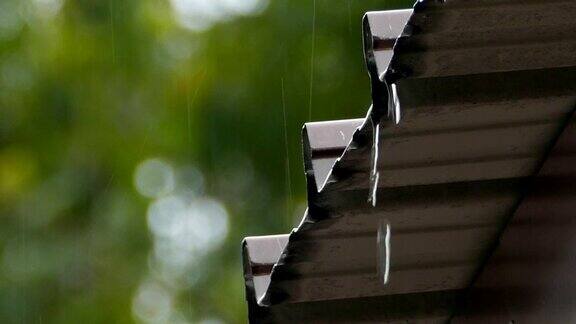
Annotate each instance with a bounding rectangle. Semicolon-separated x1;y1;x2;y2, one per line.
0;0;411;322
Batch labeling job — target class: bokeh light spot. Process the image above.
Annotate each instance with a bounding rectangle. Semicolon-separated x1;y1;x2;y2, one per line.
135;158;175;198
132;281;173;324
147;196;229;253
199;318;225;324
170;0;268;31
32;0;63;20
0;2;23;40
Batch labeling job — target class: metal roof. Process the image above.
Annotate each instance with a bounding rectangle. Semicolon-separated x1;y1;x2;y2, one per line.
453;116;576;322
243;0;576;322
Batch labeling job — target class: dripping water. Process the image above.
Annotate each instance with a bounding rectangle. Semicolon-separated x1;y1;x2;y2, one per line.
377;220;391;285
368;111;380;207
387;82;401;125
368;79;401;206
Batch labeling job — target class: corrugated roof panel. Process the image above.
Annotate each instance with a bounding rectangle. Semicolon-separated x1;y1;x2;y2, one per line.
254;290;461;323
453;116;576;323
243;235;289;303
243;0;576;322
391;1;576;79
304;119;363;190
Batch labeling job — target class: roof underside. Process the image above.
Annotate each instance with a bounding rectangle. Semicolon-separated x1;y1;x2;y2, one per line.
243;0;576;322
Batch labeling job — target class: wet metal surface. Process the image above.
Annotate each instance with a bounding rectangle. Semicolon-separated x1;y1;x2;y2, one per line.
242;0;576;322
453;116;576;323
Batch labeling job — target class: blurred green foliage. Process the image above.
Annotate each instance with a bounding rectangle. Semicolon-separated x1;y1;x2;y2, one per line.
0;0;411;323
